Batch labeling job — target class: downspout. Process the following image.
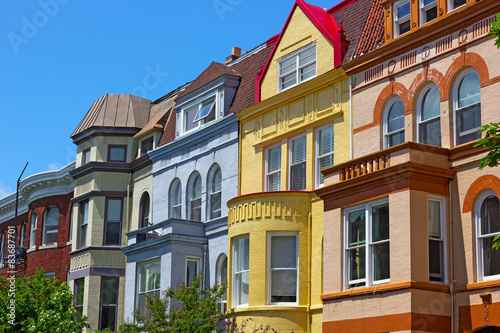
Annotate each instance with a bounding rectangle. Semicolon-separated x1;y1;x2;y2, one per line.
349;76;353;160
126;172;132;232
201;243;208;290
448;179;456;332
307;210;312;333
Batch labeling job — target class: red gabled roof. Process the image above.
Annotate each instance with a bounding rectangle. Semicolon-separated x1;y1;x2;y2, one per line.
255;0;349;103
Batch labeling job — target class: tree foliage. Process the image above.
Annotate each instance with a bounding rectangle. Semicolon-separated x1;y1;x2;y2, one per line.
118;275;226;333
0;269;89;333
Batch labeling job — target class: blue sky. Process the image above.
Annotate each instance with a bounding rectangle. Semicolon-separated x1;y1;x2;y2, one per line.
0;0;340;198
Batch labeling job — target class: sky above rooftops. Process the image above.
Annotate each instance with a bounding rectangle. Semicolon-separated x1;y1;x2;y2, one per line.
0;0;341;198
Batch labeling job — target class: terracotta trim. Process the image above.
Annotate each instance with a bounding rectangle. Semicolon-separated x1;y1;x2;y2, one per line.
462;175;500;213
322;312;451;333
321;281;450;301
455;279;500;293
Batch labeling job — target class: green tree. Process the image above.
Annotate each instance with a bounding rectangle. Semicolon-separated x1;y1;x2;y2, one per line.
118;275;226;333
474;14;500;249
0;269;90;333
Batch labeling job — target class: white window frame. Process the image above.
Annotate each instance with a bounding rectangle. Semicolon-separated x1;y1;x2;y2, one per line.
452;68;482;146
30;211;37;249
20;223;26;247
344;198;390;290
267;233;299;305
420;0;437;25
216;254;228;313
181;94;218;135
393;0;411;37
137;259;161;315
383;97;405;149
428;196;447;283
0;233;5;266
265;143;282;191
289;134;307;191
185;256;201;286
169;179;182;219
475;190;500;282
278;43;317;93
315;124;334;188
188;173;202;222
447;0;466;12
42;206;59;246
233;235;249;308
417;84;441;147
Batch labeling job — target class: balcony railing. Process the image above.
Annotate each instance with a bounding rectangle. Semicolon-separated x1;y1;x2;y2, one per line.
126;218;206;246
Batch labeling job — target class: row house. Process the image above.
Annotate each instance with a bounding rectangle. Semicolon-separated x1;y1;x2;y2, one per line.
0;163;74;282
317;0;500;332
226;0;371;331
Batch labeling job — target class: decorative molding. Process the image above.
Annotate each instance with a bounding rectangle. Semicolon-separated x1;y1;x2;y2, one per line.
71;190;128;203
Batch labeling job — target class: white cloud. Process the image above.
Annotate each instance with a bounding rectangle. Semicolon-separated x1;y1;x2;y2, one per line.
48;163;60;171
0;182;12;199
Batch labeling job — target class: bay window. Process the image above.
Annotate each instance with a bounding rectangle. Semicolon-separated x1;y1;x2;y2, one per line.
137;260;161;316
233;236;249;307
345;200;389;289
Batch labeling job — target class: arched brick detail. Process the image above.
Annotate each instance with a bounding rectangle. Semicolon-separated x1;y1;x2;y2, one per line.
462;175;500;213
354;80;410;134
409;68;448;102
444;52;490;95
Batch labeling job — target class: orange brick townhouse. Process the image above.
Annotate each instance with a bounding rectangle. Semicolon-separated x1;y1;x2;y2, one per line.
316;0;500;332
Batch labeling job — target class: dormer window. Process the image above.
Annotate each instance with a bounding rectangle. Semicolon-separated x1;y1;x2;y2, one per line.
420;0;437;25
183;96;217;134
278;43;316;92
141;137;154;156
394;0;411;37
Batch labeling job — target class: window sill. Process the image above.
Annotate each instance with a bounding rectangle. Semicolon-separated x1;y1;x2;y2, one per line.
455;279;500;293
231;305;308;313
39;244;57;250
66;241;72;246
27;247;36;254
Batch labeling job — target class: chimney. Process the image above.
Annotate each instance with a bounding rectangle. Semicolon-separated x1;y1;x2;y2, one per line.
225;47;241;64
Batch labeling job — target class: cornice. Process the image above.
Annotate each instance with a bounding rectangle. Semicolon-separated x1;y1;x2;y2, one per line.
70;161;131;179
71;190;128;203
239;68;347;123
72;127;139;145
343;1;500;75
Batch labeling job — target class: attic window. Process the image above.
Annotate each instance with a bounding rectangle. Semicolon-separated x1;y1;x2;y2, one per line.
278;43;316;92
394;0;411;37
182;96;217;134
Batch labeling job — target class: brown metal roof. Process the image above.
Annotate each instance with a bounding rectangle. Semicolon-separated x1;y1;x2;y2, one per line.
134;91;178;139
71;94;152;138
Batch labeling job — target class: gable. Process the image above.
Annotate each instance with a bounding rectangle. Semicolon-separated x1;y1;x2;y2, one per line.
260;5;337;101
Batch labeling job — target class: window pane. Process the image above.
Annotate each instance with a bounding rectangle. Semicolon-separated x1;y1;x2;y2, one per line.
348;247;366;283
75;279;85;306
421;117;441;146
389;131;405;147
300;63;316;81
236;237;249;271
210;192;222;219
280;57;296;76
194;99;215;122
429;239;443;281
373;242;390;281
372;203;389;242
184;105;198;132
81;225;87;247
348;210;365;247
459;104;481;134
281;73;297;90
105;222;121;245
453;0;466;8
212;168;222;192
140;261;161;293
107;199;122;221
481;196;500;235
268;173;281;191
191;198;201;221
421;87;440;121
45;207;59;226
192;175;202;199
458;72;481;108
235;271;249;305
172;206;181;219
102;279;118;304
109;146;126;162
428;200;441;238
268;146;281;173
319;155;334;184
186;260;198;286
483;237;500;277
397;2;410;18
399;20;411;34
271;270;297;302
319;127;334;156
292;137;306;164
422;0;436;5
100;306;116;331
425;6;437;22
271;236;296;268
81;202;89;226
290;163;306;191
299;47;315;65
388;100;404;133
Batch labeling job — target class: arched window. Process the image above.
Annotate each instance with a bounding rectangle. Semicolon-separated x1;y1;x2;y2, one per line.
169;179;182;219
19;223;26;247
454;69;481;145
30;211;37;249
208;166;222;220
383;98;405;148
476;191;500;281
418;85;441;146
188;173;202;221
139;193;151;229
43;206;59;245
216;254;228;312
